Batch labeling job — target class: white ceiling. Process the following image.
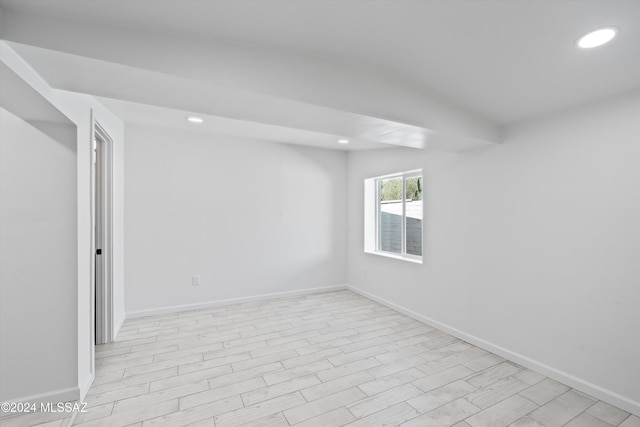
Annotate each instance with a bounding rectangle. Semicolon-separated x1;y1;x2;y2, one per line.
1;0;638;150
96;97;393;152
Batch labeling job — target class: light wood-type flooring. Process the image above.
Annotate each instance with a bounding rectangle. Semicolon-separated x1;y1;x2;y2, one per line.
3;290;639;427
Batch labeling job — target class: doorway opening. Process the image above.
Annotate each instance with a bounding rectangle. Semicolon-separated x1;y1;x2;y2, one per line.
92;120;113;347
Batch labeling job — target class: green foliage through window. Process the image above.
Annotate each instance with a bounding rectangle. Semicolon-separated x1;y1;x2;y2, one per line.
379;176;422;201
379;178;401;201
406;177;422;201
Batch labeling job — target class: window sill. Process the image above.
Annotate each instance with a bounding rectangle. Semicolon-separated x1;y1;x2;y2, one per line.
364;250;423;264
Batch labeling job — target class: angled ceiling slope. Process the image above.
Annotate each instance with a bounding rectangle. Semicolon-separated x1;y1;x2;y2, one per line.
0;3;503;152
3;41;439;152
3;1;636;151
2;0;639;125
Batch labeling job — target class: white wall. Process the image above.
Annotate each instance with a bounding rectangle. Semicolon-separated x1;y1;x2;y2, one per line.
0;107;77;402
124;125;347;316
1;42;125;401
347;91;640;415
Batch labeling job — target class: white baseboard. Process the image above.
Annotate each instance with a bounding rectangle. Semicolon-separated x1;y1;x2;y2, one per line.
126;285;348;320
347;285;640;417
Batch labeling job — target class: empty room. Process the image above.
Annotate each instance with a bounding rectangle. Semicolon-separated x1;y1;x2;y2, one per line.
0;1;639;426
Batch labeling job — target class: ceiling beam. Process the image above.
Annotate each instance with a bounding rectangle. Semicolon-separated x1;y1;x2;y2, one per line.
0;9;501;149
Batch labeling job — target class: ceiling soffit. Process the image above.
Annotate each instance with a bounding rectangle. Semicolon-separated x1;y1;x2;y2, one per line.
0;9;500;151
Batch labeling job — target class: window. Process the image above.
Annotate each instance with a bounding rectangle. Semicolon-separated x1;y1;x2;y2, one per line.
364;170;423;263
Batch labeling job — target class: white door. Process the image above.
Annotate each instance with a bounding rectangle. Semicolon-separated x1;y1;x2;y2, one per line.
93;123;113;346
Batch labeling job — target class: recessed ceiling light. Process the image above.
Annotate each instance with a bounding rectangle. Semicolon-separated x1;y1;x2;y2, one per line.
576;27;618;49
187;116;204;124
338;138;349;144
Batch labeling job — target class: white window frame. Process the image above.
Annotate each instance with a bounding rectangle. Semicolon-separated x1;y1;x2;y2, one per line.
364;169;423;264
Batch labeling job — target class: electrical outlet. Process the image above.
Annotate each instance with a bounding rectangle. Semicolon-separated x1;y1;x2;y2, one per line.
192;275;201;286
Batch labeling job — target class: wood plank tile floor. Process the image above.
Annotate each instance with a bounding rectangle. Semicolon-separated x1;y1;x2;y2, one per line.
3;290;639;427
